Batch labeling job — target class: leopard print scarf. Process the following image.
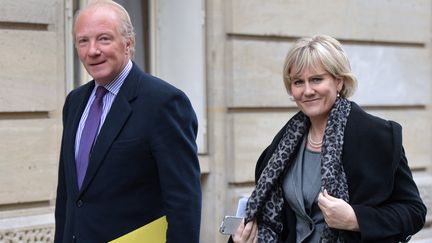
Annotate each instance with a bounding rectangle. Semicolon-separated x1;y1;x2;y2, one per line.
245;97;351;242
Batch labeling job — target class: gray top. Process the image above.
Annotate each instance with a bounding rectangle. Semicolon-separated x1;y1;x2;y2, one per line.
282;138;325;243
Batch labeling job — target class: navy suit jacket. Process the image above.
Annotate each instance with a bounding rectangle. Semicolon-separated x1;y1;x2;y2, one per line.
55;63;201;243
251;102;426;243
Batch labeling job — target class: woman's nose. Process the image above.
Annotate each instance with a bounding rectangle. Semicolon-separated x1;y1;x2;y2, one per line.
304;82;315;95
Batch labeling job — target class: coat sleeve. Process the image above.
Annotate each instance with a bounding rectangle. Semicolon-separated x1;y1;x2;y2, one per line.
351;121;427;242
150;90;201;243
54;147;67;243
54;94;72;243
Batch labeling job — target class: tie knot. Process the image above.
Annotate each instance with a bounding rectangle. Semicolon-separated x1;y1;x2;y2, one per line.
95;86;108;99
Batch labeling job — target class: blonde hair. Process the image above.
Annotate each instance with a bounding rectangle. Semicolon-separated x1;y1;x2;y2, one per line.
73;0;136;58
283;35;357;98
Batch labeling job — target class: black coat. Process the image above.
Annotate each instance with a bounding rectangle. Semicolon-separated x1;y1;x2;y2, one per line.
251;102;426;242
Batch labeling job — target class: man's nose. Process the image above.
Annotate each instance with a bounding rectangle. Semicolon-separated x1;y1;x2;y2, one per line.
88;41;101;56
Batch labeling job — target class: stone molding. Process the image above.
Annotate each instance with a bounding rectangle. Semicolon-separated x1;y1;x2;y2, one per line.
0;225;54;243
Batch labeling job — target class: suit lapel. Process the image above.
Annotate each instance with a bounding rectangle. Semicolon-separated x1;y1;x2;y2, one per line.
65;83;95;196
79;65;139;194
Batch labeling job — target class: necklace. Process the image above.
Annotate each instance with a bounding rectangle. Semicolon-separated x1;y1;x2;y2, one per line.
307;131;323;148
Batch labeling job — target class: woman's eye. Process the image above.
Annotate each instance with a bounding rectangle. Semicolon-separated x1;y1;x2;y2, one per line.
293;80;303;86
311;78;322;83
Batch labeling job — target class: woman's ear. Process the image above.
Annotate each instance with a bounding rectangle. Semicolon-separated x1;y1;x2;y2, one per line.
336;77;344;92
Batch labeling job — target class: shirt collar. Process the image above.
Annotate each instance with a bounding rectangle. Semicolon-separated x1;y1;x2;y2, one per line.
96;59;133;95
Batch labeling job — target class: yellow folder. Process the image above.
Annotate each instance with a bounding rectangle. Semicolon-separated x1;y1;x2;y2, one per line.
109;216;167;243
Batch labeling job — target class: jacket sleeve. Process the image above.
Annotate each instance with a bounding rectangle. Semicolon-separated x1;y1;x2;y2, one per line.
54;94;71;243
54;144;67;243
151;90;201;243
351;121;427;242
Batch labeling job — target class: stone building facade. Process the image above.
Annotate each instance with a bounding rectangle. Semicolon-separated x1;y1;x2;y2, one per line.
0;0;431;242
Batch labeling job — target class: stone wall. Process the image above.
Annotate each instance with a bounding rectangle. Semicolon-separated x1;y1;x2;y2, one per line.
0;0;65;240
0;227;53;243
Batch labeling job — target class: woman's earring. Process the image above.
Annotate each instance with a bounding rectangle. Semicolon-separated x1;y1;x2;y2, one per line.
337;92;340;97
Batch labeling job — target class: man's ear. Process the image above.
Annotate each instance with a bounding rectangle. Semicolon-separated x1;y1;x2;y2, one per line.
125;38;132;54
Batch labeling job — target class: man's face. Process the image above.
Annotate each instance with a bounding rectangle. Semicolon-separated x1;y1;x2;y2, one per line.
74;6;130;85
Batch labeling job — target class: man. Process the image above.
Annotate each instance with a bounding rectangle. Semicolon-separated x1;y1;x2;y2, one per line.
54;1;201;242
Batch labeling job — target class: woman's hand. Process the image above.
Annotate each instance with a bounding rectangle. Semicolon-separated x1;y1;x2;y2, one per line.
232;219;258;243
317;190;360;231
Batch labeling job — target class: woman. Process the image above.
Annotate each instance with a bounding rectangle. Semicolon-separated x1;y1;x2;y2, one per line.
231;35;426;243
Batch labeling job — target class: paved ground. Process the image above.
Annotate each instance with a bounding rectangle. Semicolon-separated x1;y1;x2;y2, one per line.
411;226;432;242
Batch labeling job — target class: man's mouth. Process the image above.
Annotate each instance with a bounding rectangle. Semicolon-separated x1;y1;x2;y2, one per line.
89;61;105;66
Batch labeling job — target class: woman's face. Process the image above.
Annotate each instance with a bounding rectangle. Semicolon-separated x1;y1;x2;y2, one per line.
290;65;343;123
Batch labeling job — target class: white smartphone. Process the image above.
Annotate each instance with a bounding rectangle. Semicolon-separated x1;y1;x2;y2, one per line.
236;196;248;217
219;216;243;235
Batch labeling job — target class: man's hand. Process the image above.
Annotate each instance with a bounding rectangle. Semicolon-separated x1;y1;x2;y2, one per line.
317;190;360;231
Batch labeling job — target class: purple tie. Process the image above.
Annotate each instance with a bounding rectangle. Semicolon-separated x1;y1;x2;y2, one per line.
76;86;108;189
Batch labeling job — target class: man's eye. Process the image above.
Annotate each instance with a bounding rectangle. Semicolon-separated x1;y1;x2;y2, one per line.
99;36;111;43
77;39;88;44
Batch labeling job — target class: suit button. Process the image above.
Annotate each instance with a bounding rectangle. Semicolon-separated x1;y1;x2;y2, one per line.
76;200;83;207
